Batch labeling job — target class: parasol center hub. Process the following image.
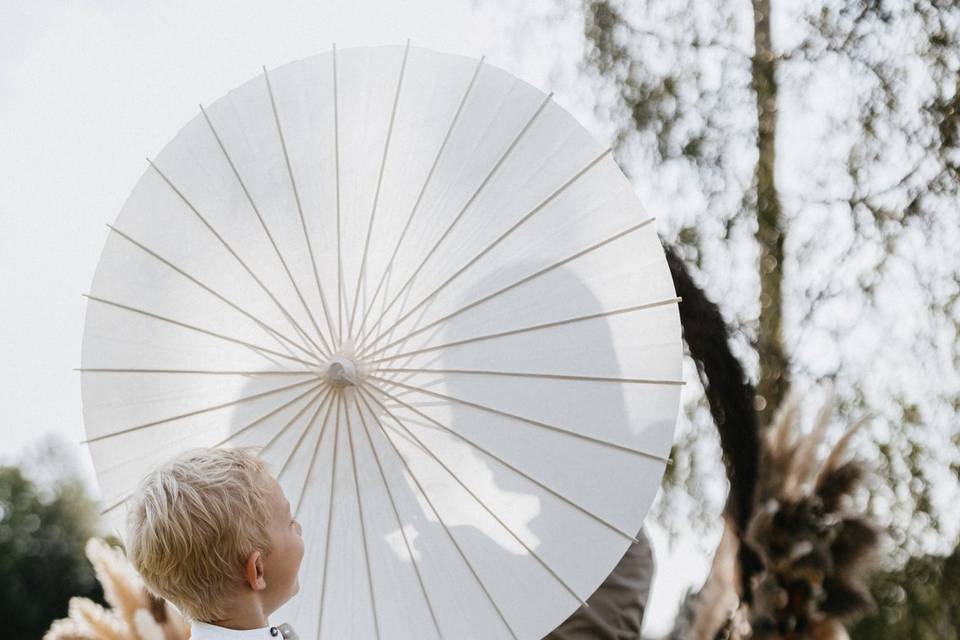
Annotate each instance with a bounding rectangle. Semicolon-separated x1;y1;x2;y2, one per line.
323;355;360;387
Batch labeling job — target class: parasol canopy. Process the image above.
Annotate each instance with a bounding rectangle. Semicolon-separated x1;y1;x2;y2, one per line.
80;41;684;639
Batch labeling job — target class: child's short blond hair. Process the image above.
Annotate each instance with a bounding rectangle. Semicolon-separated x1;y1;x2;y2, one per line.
125;446;274;621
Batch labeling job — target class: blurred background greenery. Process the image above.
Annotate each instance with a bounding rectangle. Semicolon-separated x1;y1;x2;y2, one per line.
0;436;106;638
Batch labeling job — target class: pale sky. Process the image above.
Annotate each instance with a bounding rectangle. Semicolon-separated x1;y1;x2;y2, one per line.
1;1;712;636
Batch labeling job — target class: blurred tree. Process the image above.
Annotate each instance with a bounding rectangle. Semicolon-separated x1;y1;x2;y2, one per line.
480;0;960;558
850;540;960;639
0;436;105;637
480;0;960;589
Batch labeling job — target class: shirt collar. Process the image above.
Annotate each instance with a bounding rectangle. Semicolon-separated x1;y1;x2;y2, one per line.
190;620;279;639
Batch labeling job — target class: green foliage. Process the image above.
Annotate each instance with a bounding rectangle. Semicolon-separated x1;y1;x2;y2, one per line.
0;463;104;638
851;542;960;640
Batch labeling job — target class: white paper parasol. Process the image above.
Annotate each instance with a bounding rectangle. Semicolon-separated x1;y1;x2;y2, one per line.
80;41;683;639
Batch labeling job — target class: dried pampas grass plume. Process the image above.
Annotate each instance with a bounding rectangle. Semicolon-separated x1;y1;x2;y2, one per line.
68;597;128;640
676;384;883;640
85;538;150;632
44;538;190;640
745;384;881;638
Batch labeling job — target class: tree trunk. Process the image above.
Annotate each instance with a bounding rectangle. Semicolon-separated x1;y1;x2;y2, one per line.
751;0;789;427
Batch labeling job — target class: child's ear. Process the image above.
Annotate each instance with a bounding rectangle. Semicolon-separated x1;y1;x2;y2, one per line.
245;550;267;591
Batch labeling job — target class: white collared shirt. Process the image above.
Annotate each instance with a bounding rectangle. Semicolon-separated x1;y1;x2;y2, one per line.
190;620;281;639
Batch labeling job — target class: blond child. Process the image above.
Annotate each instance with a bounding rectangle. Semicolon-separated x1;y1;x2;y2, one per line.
126;447;305;639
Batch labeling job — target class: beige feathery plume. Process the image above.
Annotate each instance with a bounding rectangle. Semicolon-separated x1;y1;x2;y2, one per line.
46;538;191;640
68;596;131;640
786;383;836;496
165;602;192;639
746;386;880;636
768;390;801;463
139;590;189;638
43;618;99;640
144;589;192;640
686;385;880;639
689;517;742;640
132;609;166;640
85;538;150;632
815;411;873;485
